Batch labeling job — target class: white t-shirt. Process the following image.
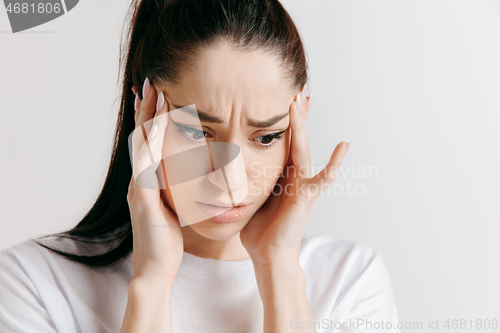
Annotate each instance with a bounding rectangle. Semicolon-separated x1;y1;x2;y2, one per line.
0;234;400;333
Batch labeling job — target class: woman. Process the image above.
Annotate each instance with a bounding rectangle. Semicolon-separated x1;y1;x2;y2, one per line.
0;0;400;332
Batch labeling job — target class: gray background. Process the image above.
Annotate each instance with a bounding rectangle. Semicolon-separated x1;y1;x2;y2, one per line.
1;1;499;331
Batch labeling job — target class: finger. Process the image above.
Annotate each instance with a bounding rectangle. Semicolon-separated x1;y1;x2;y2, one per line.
149;93;169;174
136;77;157;134
127;175;135;204
133;91;168;181
306;92;313;111
309;141;352;195
300;85;307;116
134;93;141;123
130;78;158;168
132;93;170;200
305;92;312;124
300;84;311;121
289;94;312;178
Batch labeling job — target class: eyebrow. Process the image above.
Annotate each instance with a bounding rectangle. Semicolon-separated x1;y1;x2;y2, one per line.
170;103;289;128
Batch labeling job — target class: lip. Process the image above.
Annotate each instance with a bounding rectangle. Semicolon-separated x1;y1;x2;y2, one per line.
195;201;251;223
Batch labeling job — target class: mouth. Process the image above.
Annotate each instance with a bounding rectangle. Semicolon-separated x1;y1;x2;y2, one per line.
195;201;252;223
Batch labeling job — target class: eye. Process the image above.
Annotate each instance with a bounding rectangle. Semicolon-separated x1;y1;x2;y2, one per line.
186;129;207;140
171;119;210;143
252;130;287;149
181;128;209;142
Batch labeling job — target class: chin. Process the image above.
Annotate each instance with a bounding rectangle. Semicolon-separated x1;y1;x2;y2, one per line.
185;218;249;241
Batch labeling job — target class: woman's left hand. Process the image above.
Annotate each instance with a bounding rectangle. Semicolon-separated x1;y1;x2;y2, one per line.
240;88;352;266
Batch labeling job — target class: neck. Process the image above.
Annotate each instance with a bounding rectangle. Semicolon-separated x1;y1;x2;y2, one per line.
181;226;250;261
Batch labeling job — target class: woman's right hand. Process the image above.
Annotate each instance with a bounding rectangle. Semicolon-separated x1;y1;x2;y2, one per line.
127;78;183;284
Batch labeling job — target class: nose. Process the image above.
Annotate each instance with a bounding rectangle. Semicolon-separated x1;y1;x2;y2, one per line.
207;142;246;193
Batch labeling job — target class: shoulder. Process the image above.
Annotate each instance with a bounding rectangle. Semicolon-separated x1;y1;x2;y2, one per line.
0;238;43;284
0;238;50;274
0;236;133;297
299;233;381;274
0;236;84;276
299;234;400;327
0;239;63;331
299;233;394;291
0;237;133;332
0;237;78;298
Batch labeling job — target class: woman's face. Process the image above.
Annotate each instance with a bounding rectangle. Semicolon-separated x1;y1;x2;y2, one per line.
154;42;299;241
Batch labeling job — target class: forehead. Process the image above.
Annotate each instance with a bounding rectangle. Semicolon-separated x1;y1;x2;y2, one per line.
163;42;296;120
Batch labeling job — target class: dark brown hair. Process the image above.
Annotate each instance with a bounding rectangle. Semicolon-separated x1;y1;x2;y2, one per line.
32;0;308;268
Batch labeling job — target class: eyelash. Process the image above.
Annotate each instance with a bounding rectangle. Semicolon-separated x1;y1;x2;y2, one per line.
172;121;286;149
253;131;287;149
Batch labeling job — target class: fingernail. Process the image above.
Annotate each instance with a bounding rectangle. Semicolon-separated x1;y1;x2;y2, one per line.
148;124;158;140
297;93;302;114
307;92;313;109
134;93;140;111
345;141;353;154
301;85;307;103
156;91;165;112
142;77;151;99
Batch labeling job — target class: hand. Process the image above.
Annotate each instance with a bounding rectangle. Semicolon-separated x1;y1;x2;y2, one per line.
127;78;183;283
240;88;352;266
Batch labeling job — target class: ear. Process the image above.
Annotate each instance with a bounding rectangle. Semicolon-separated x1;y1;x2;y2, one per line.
131;85;139;95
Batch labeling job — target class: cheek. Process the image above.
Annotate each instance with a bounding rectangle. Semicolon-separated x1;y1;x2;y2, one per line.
157;126;194;215
156;166;177;214
244;140;289;197
161;125;193;157
158;126;291;203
